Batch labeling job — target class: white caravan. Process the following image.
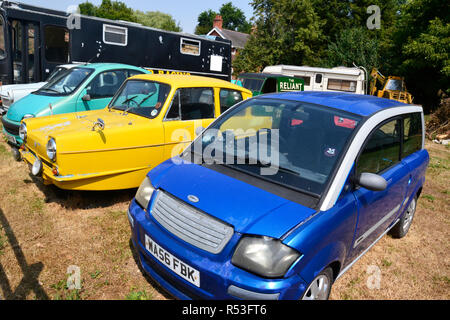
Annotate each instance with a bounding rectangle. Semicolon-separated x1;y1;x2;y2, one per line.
262;65;367;95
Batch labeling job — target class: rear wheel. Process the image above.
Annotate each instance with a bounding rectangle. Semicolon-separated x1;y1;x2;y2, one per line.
389;196;417;238
301;267;333;300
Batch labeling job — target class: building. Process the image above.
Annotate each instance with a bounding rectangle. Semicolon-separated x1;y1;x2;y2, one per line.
207;15;250;64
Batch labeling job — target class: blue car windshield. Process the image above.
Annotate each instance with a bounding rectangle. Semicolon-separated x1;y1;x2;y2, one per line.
189;98;362;196
37;67;93;96
108;79;171;119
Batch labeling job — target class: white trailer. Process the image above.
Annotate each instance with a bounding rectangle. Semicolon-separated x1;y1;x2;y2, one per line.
262;65;367;95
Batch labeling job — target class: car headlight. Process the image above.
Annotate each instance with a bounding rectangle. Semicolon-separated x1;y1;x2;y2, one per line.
231;236;301;278
46;138;57;161
19;122;27;142
135;177;155;209
22;114;35;120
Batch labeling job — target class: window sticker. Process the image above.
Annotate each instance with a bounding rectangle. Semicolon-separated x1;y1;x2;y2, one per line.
324;147;337;157
334;116;357;129
291;119;303;126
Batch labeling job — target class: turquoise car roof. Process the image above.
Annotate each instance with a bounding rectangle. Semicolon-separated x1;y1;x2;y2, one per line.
74;63;147;72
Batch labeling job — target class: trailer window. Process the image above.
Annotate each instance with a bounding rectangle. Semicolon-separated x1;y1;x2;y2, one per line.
180;38;200;56
103;24;128;46
44;26;69;63
0;17;5;59
327;79;356;92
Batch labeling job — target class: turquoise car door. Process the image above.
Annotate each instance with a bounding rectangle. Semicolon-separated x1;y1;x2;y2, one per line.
76;69;142;111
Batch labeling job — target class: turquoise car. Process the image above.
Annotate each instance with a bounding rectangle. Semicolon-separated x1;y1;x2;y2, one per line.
1;63;149;151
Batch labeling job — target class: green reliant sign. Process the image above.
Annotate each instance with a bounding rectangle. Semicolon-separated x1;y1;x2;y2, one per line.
278;78;304;91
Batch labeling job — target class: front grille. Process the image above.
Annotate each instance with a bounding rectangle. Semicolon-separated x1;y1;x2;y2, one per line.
151;190;234;254
1;117;19;136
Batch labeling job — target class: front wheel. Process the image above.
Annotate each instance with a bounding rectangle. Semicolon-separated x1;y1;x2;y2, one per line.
389;196;417;238
301;267;333;300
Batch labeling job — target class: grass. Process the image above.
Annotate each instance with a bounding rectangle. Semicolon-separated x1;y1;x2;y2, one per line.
125;288;152;300
0;137;448;300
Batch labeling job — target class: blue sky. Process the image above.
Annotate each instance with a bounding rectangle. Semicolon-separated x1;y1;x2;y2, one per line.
18;0;255;34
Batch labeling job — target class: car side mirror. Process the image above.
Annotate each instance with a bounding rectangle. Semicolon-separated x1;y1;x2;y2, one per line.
356;173;387;191
82;94;91;101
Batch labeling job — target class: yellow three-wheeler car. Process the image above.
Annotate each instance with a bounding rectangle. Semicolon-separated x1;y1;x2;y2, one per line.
19;74;252;190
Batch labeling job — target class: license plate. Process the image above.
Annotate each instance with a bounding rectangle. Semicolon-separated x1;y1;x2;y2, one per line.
5;132;16;144
145;234;200;287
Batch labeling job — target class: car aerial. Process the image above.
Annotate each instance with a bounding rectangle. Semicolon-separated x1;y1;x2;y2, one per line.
19;74;251;191
2;63;149;158
128;91;429;300
0;64;79;115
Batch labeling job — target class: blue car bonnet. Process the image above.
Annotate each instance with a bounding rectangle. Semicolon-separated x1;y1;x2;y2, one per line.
6;93;64;122
148;158;317;239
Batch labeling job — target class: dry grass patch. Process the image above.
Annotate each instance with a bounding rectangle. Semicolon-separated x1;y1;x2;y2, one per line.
0;134;448;300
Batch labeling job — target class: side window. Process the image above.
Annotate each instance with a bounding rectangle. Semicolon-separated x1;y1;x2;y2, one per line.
327;79;357;92
180;38;200;56
86;70;128;99
166;90;181;120
44;25;69;63
167;87;215;121
128;69;144;78
403;112;422;158
219;89;243;113
103;24;128;46
357;119;401;175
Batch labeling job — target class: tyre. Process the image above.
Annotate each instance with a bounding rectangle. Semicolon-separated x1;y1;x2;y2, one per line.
301;267;333;300
389;196;417;239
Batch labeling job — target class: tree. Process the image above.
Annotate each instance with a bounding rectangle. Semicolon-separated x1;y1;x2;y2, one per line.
134;10;181;32
325;27;380;72
219;2;252;33
233;0;324;74
194;2;251;35
385;0;450;111
79;0;137;23
194;9;217;35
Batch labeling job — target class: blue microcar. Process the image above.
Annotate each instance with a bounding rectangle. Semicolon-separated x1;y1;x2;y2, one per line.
128;91;429;300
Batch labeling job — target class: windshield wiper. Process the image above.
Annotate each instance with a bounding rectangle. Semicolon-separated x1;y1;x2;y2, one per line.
243;157;301;176
138;92;156;106
39;88;60;93
109;95;138;111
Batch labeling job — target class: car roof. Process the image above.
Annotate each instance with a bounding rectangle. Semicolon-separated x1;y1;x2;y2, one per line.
258;91;410;117
75;63;145;71
128;74;252;93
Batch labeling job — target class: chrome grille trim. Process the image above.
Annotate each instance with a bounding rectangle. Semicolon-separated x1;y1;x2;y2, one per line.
151;190;234;254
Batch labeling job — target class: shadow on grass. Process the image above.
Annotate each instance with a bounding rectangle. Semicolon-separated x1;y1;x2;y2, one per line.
128;239;173;300
0;207;49;300
26;173;137;210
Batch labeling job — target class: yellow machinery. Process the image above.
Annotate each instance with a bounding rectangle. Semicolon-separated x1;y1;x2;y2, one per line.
369;68;413;104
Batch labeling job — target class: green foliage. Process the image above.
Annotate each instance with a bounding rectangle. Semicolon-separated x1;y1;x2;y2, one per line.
234;0;324;74
195;9;217;35
325;27;380;72
134;10;181;32
194;2;251;35
79;0;137;23
386;0;450;111
125;288;152;300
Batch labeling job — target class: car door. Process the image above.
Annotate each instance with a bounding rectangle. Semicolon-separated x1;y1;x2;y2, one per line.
349;118;411;260
163;87;216;159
